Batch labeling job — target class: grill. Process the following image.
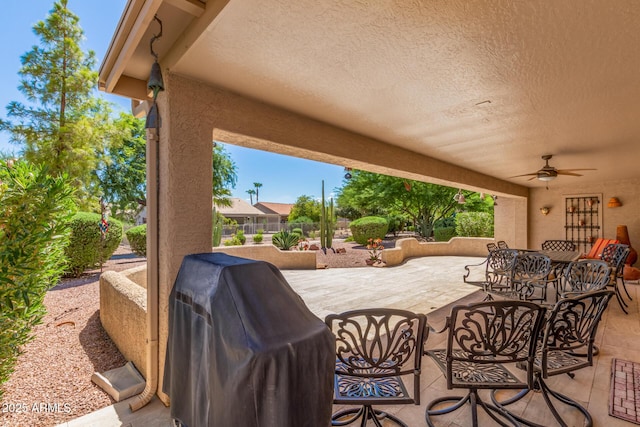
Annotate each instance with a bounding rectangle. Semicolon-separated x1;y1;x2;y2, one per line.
163;253;334;427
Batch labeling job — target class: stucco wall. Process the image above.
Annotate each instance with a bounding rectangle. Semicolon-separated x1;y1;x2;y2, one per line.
212;245;316;269
99;268;148;379
528;177;640;258
382;237;493;266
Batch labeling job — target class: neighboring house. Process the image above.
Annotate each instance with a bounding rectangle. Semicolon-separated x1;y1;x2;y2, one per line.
216;198;281;233
254;202;294;223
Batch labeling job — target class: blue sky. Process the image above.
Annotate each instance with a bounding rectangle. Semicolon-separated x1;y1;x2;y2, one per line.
0;0;345;204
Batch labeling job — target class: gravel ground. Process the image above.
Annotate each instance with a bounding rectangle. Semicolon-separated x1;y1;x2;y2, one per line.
0;247;146;427
0;239;398;427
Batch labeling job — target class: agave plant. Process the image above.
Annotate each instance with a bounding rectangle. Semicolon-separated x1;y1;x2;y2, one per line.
272;230;300;250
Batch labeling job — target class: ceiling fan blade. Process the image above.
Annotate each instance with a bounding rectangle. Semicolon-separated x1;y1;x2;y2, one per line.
556;171;584;177
556;168;597;173
508;172;538;178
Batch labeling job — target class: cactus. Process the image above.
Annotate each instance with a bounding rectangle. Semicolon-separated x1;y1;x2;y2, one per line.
212;206;223;247
320;180;334;253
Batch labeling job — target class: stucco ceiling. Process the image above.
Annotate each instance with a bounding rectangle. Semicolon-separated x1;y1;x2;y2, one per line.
101;0;640;188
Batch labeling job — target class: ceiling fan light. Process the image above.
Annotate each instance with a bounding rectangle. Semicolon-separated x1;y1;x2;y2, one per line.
538;174;556;182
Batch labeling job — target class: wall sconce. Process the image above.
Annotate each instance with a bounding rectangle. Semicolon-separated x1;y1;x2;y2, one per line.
453;189;466;204
343;167;352;180
492;195;498;206
607;197;622;208
540;207;550;216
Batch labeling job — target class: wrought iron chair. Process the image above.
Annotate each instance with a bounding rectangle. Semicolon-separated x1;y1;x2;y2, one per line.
497;240;509;249
492;290;614;427
325;308;428;427
561;259;611;297
510;253;555;302
425;300;546;427
541;240;576;252
487;242;498;252
463;249;518;294
601;243;631;313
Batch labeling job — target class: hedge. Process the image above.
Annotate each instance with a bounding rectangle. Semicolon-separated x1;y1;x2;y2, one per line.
434;227;457;242
126;224;147;256
349;216;388;245
65;212;123;277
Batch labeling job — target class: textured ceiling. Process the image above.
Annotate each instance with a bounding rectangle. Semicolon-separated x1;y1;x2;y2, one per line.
112;0;640;187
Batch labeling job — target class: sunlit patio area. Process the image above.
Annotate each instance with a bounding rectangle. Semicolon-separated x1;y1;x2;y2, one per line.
57;256;640;426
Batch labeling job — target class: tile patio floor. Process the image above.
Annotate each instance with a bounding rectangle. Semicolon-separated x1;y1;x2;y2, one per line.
57;256;640;426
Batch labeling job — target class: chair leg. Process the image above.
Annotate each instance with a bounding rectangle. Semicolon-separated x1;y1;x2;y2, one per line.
491;376;592;427
425;390;518;427
614;285;629;314
331;405;408;427
620;277;633;301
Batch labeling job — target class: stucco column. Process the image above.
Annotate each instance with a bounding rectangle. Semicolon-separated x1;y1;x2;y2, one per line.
494;196;528;249
154;73;213;404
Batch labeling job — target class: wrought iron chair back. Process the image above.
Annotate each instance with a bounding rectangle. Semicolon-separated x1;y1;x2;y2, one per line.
601;243;631;313
425;300;546;427
541;240;576;252
325;308;427;427
540;290;614;376
497;240;509;249
492;290;614;427
562;260;611;296
484;248;519;292
486;242;497;252
492;252;553;302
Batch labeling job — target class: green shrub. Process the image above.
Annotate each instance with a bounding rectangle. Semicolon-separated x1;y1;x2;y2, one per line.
235;229;246;245
291;228;303;237
385;214;405;236
272;230;300;250
224;236;243;246
253;231;264;244
455;212;494;237
126;224;147;256
434;227;457;242
0;160;76;397
65;212;123;277
349;216;389;245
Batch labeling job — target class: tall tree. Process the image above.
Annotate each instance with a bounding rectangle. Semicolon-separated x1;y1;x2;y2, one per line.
213;143;238;207
96;113;146;219
0;0;113;208
336;170;460;237
289;195;322;222
253;182;263;203
246;189;256;205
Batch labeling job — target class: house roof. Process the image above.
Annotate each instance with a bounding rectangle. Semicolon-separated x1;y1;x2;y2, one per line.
216;198;269;217
254;202;293;216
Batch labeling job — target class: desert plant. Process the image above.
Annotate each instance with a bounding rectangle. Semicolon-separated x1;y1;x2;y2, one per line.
291;228;304;237
235;229;246;245
126;224;147;256
0;160;75;397
349;216;388;245
65;212;123;276
272;230;300;250
212;207;224;247
253;230;264;244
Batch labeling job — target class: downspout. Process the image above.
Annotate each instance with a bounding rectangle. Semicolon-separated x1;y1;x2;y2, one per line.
130;15;164;412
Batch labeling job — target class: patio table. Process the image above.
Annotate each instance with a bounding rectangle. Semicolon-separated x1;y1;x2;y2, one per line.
538;250;580;302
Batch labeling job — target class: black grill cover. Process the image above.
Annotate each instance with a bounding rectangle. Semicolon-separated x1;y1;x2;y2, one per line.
163;253;334;427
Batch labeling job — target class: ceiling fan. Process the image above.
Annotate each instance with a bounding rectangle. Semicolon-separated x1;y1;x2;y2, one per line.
509;154;596;182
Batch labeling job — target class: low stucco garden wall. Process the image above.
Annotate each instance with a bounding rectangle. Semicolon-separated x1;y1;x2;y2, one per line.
212;244;317;269
99;265;148;379
381;237;492;266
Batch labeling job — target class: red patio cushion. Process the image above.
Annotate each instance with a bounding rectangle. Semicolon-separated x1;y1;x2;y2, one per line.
583;238;619;259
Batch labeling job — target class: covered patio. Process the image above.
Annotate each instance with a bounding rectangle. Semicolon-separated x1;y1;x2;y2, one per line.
60;256;640;426
95;0;640;425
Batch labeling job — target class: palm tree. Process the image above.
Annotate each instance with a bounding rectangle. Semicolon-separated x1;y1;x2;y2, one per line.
253;182;263;203
246;189;256;205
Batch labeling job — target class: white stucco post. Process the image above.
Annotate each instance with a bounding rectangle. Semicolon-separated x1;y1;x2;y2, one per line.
153;73;214;404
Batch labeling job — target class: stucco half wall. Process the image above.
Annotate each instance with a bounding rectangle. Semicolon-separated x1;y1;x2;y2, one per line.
382;237;492;266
